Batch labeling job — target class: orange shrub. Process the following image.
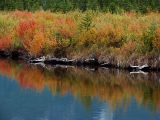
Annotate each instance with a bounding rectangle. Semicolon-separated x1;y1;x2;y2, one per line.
107;26;124;47
11;11;33;20
34;11;55;21
17;19;46;56
31;31;45;55
97;24;124;47
18;19;37;39
55;18;77;39
0;36;12;50
119;41;136;57
153;28;160;50
17;20;36;53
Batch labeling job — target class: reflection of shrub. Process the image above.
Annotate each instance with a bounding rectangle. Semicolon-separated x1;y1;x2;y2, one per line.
0;60;160;111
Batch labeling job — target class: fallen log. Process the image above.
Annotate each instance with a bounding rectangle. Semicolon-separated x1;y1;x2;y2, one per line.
30;56;45;63
129;64;150;71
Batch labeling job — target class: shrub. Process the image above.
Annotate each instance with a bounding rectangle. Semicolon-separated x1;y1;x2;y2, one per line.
17;19;46;56
79;13;93;31
153;28;160;50
17;19;37;54
54;17;77;49
141;23;157;53
55;18;77;39
0;36;12;50
119;41;136;58
31;31;45;56
78;28;97;47
0;11;160;58
0;15;17;50
11;11;33;20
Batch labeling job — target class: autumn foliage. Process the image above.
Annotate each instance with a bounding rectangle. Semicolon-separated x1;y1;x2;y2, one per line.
0;36;12;50
0;11;160;58
17;20;45;55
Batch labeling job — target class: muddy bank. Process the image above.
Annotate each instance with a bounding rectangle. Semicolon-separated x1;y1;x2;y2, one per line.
0;50;160;72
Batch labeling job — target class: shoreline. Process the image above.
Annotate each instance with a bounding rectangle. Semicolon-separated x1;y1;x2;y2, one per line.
0;50;160;72
0;11;160;72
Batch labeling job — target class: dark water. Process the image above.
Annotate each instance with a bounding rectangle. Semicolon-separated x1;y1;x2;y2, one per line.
0;60;160;120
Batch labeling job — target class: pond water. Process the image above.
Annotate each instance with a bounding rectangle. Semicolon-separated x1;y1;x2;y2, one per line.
0;60;160;120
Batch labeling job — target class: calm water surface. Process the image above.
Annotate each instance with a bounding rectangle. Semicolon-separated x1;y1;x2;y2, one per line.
0;60;160;120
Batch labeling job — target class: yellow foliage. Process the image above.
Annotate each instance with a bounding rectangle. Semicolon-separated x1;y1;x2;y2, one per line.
79;28;97;46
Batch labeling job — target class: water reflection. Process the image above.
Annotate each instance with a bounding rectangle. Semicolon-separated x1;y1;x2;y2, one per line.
0;60;160;120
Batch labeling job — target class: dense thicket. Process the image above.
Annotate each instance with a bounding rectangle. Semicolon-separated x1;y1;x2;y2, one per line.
0;0;160;13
